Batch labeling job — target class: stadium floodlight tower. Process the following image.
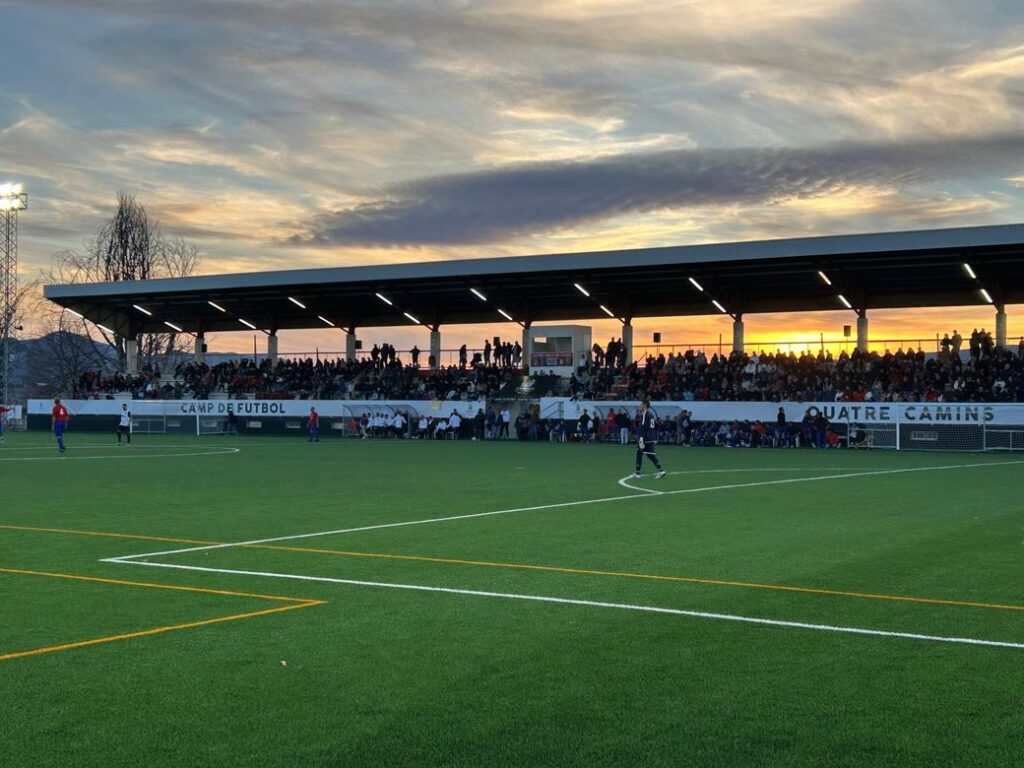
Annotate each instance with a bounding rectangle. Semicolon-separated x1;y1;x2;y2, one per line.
0;183;27;411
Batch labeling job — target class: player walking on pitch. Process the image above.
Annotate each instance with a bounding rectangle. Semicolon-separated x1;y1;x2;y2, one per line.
116;403;132;445
52;398;69;454
308;407;320;442
633;399;666;479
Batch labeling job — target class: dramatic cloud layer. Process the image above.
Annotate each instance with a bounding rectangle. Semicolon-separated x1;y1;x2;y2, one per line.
2;0;1024;349
300;132;1024;245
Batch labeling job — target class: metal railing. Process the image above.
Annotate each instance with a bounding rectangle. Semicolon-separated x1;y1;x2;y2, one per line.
630;336;943;358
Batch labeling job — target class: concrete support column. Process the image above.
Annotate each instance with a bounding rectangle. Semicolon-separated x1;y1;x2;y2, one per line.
621;322;634;365
996;308;1008;349
194;334;206;365
429;327;441;369
345;330;357;362
124;338;139;374
268;333;279;366
521;323;532;373
857;312;869;353
732;316;744;354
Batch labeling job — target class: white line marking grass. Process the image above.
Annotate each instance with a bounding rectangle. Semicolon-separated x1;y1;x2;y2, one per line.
617;466;870;493
109;459;1023;562
0;444;229;452
99;558;1024;651
0;448;240;462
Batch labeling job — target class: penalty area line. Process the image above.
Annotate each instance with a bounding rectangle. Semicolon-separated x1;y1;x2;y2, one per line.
111;459;1024;563
102;559;1024;651
0;448;241;462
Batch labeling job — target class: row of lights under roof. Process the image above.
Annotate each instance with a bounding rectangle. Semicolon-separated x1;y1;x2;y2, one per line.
819;264;995;310
687;277;731;316
375;292;422;326
113;261;1003;337
469;287;525;327
288;296;342;329
963;262;995;304
817;271;856;311
573;283;625;322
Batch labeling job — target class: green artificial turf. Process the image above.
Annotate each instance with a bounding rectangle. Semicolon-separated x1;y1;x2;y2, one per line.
2;431;1023;767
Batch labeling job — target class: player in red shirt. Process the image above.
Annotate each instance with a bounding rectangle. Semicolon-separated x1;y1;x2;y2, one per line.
51;398;69;454
308;407;320;443
0;404;10;443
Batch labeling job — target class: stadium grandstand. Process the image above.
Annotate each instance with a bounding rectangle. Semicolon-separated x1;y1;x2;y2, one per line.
33;223;1024;452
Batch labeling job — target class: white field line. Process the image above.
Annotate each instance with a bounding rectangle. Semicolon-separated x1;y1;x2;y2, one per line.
98;558;1024;651
0;448;240;462
0;444;235;452
620;460;1024;496
106;491;645;561
618;467;874;494
108;459;1023;563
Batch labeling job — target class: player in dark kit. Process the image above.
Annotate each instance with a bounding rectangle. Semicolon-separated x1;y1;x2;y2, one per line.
632;399;666;479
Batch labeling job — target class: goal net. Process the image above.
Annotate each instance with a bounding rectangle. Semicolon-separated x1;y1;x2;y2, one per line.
196;415;233;436
132;416;167;435
845;423;897;450
982;425;1024;451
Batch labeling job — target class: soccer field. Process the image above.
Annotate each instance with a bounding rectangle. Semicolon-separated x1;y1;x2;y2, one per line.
2;432;1023;767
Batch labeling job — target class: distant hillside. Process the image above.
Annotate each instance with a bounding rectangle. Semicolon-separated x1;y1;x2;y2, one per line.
6;332;116;401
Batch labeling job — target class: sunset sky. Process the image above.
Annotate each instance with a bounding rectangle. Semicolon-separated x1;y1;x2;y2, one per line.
3;0;1024;356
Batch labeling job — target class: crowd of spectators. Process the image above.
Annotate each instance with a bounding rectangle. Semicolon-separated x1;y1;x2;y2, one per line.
571;343;1024;403
74;352;520;402
72;335;1024;405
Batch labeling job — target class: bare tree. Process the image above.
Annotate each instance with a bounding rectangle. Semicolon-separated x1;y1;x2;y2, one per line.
45;191;200;371
30;298;114;396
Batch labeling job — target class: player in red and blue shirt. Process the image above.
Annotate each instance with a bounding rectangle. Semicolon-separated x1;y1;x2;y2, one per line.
51;398;69;454
0;404;11;443
308;407;320;442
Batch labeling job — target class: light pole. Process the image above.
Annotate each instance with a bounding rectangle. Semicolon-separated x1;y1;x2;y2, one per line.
0;183;27;412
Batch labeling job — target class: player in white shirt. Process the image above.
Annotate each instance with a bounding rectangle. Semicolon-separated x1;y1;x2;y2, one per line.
116;403;132;445
417;416;428;439
448;411;462;440
391;412;405;438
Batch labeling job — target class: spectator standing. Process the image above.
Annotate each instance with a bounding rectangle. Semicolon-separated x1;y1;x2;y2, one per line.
577;409;593;443
951;330;963;355
500;407;511;439
616;409;631;445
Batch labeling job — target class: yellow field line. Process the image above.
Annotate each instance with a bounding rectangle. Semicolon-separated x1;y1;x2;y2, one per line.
0;603;317;662
0;567;325;663
0;523;216;546
6;523;1023;614
260;544;1024;614
0;566;322;604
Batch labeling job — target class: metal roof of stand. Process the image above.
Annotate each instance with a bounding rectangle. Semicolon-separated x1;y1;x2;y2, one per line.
43;223;1024;336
